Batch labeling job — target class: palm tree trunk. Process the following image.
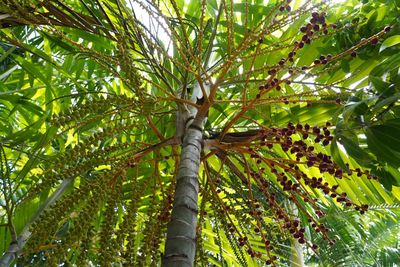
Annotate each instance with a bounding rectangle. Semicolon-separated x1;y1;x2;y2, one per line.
162;125;203;267
288;202;304;267
290;238;305;267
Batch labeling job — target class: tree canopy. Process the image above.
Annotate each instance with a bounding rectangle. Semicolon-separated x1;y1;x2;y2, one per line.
0;0;400;266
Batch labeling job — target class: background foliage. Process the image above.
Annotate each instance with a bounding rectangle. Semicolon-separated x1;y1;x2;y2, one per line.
1;0;400;266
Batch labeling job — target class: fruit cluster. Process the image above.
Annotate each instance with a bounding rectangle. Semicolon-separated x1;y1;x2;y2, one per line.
208;120;378;266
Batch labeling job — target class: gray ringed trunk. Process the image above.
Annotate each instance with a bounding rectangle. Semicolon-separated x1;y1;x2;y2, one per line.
162;126;203;267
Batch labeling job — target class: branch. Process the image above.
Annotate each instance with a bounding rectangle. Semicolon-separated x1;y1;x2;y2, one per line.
0;178;73;267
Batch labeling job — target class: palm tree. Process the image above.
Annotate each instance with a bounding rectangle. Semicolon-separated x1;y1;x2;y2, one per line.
0;0;399;266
